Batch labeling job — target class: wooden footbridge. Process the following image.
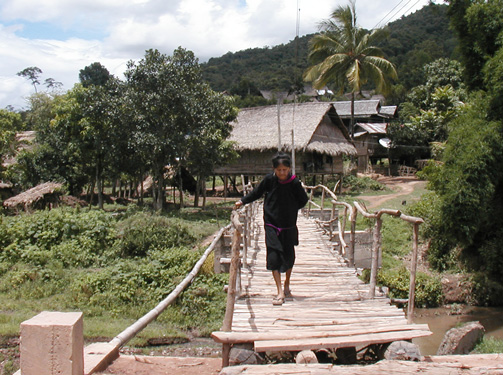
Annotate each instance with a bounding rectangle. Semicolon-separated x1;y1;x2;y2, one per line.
212;184;432;366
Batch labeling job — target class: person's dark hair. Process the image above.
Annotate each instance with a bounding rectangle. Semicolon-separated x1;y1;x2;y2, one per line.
272;152;291;168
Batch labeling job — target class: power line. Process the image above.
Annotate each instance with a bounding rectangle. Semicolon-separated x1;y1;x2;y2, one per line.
372;0;408;29
372;0;426;30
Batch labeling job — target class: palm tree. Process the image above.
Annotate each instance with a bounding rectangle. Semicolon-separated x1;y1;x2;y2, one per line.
303;0;397;138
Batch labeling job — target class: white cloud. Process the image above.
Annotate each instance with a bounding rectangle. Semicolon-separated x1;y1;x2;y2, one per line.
0;0;431;110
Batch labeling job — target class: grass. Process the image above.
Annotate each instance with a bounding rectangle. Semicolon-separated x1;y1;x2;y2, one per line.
473;336;503;354
0;204;231;341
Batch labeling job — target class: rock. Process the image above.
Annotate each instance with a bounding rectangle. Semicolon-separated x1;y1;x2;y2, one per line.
295;350;318;364
384;341;421;361
437;321;485;355
441;274;472;304
229;344;263;366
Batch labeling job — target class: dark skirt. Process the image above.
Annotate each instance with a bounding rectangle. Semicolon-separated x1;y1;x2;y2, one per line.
264;224;299;273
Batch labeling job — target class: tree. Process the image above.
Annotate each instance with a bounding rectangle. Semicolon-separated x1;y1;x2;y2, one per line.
184;86;238;207
44;78;63;91
303;0;397;138
77;78;127;209
79;62;112;88
447;0;503;89
126;48;231;210
0;109;23;179
17;67;43;93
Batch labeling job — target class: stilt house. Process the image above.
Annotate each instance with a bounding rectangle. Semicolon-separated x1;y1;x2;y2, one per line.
214;102;357;180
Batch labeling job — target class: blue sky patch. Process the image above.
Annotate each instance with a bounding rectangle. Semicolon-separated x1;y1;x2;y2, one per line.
6;20;106;41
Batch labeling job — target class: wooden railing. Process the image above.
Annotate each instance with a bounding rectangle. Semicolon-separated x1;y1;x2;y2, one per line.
221;182;260;367
302;182;424;323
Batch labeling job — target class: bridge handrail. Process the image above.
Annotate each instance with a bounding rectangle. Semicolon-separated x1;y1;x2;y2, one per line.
302;182;356;264
109;222;231;349
353;201;424;323
295;181;424;323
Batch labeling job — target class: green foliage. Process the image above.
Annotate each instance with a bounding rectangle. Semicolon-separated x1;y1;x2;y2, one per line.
303;0;397;132
79;62;111;87
342;175;386;194
0;208;116;268
114;213;196;257
201;4;456;99
448;0;503;89
473;336;503;354
470;273;503;306
0;207;227;337
429;97;503;248
0;109;23;178
390;58;466;161
377;266;443;307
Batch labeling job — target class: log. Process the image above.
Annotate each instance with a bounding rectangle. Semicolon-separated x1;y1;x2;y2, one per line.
253;329;432;352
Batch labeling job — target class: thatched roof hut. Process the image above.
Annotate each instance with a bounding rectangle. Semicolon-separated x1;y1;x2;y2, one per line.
3;182;64;212
215;102;356;176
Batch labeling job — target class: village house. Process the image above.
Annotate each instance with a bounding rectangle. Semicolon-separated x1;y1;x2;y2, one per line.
214;102;357;185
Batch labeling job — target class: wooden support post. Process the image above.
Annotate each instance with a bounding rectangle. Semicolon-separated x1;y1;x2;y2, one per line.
369;217;382;299
221;211;242;367
407;222;420;323
320;189;325;219
349;207;357;267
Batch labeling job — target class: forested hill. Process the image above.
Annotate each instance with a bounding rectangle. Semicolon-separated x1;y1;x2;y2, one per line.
201;3;457;95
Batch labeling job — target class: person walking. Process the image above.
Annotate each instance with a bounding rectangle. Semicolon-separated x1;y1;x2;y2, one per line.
235;152;308;305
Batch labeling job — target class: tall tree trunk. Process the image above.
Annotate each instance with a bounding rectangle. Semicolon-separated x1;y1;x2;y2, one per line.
152;169;165;211
89;179;95;209
178;166;184;208
96;163;104;210
202;178;207;209
112;179;117;197
194;175;200;208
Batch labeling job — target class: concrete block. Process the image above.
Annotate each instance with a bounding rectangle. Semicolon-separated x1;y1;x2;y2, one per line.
20;311;84;375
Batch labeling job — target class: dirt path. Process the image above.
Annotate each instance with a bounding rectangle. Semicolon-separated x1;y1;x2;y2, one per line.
97;356;222;375
356;176;425;209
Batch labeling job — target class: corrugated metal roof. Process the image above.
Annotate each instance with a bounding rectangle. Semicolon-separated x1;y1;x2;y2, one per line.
379;106;397;117
332;100;381;117
355;123;387;134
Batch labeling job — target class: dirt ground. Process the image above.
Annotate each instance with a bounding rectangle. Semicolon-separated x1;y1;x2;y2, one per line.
97;175;426;375
97;355;222;375
356;175;426;209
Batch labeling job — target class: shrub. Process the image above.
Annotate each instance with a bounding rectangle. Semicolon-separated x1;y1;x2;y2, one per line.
342;175;386;194
377;266;443;307
113;213;196;257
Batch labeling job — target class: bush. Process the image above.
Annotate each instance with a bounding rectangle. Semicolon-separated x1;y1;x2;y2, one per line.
342;175;386;194
0;208;117;267
470;273;503;306
113;213;196;257
378;266;443;307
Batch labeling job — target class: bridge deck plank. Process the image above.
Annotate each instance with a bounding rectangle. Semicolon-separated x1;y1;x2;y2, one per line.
212;210;431;352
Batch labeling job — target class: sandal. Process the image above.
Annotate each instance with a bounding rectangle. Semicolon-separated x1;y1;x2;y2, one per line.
272;297;284;305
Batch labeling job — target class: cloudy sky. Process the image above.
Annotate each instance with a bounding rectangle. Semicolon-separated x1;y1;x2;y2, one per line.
0;0;431;111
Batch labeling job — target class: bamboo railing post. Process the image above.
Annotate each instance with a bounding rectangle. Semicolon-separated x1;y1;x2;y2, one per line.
330;204;336;242
221;211;243;367
308;189;313;215
407;222;420;323
321;189;325;218
369;216;382;298
353;202;400;298
349;206;357;267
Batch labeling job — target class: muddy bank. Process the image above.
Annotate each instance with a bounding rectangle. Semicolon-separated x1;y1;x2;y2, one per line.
413;305;503;355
